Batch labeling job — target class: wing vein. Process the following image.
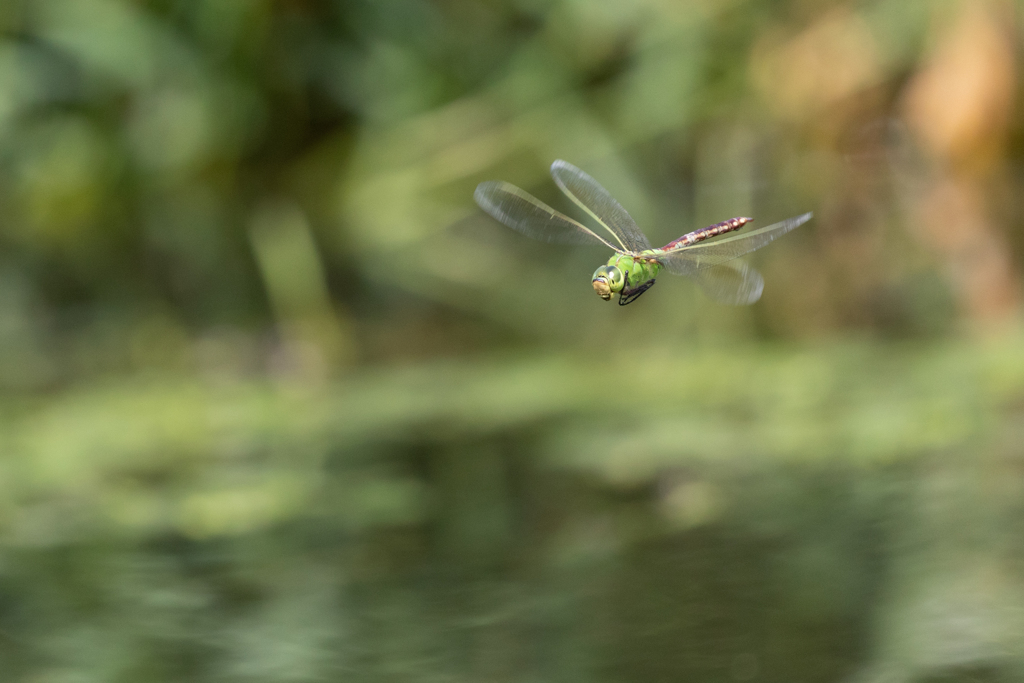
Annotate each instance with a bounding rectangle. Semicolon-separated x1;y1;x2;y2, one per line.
474;181;623;252
550;160;652;253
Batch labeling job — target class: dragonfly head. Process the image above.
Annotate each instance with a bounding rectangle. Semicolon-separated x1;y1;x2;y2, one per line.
592;265;624;300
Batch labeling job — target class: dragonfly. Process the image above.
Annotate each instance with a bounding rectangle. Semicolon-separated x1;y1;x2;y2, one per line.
475;160;812;305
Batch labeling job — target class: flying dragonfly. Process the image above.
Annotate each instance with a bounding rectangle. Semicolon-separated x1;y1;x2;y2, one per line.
475;160;812;305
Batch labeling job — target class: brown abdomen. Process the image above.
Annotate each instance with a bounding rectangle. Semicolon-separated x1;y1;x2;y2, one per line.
661;217;752;250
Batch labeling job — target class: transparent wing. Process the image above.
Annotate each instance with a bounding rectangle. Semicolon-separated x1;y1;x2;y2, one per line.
659;212;810;305
475;181;623;252
691;261;765;305
659;212;812;268
549;160;652;253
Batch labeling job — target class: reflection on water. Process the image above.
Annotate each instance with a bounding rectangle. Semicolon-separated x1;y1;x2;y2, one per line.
857;462;1024;683
341;460;1024;683
4;338;1024;682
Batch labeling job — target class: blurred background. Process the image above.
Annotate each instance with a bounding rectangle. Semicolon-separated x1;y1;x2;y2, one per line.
0;0;1022;681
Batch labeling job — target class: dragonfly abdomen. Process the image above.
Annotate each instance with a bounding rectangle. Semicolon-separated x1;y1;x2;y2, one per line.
661;217;751;250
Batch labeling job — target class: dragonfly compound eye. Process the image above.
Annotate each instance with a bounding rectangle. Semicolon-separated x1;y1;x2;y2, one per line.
592;265;623;300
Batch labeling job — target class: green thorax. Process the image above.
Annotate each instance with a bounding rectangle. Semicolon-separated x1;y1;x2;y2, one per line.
606;252;662;292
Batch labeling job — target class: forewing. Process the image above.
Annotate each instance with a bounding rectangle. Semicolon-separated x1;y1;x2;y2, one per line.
660;212;812;268
475;181;621;252
690;261;765;305
549;160;652;253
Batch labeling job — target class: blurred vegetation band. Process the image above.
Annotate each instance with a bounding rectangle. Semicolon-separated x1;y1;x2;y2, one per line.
2;334;1019;543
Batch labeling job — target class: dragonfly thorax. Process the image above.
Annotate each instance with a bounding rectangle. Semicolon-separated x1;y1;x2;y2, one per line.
592;254;662;302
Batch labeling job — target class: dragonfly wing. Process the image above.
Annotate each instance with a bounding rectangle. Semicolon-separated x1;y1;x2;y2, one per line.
549;160;653;253
690;261;765;305
660;212;812;267
475;181;622;252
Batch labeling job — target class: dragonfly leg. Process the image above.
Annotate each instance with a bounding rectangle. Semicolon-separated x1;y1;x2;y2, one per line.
618;273;656;306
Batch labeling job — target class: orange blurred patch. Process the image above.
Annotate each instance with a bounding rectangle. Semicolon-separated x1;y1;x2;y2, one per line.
911;179;1020;323
902;2;1015;173
901;2;1020;325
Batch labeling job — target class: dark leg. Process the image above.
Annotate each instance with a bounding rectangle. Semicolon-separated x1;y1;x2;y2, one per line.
618;273;656;306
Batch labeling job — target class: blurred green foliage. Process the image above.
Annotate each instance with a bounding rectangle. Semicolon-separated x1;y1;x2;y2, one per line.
0;0;1022;681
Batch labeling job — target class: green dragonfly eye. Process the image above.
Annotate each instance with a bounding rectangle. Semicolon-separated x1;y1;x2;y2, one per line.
592;265;623;300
